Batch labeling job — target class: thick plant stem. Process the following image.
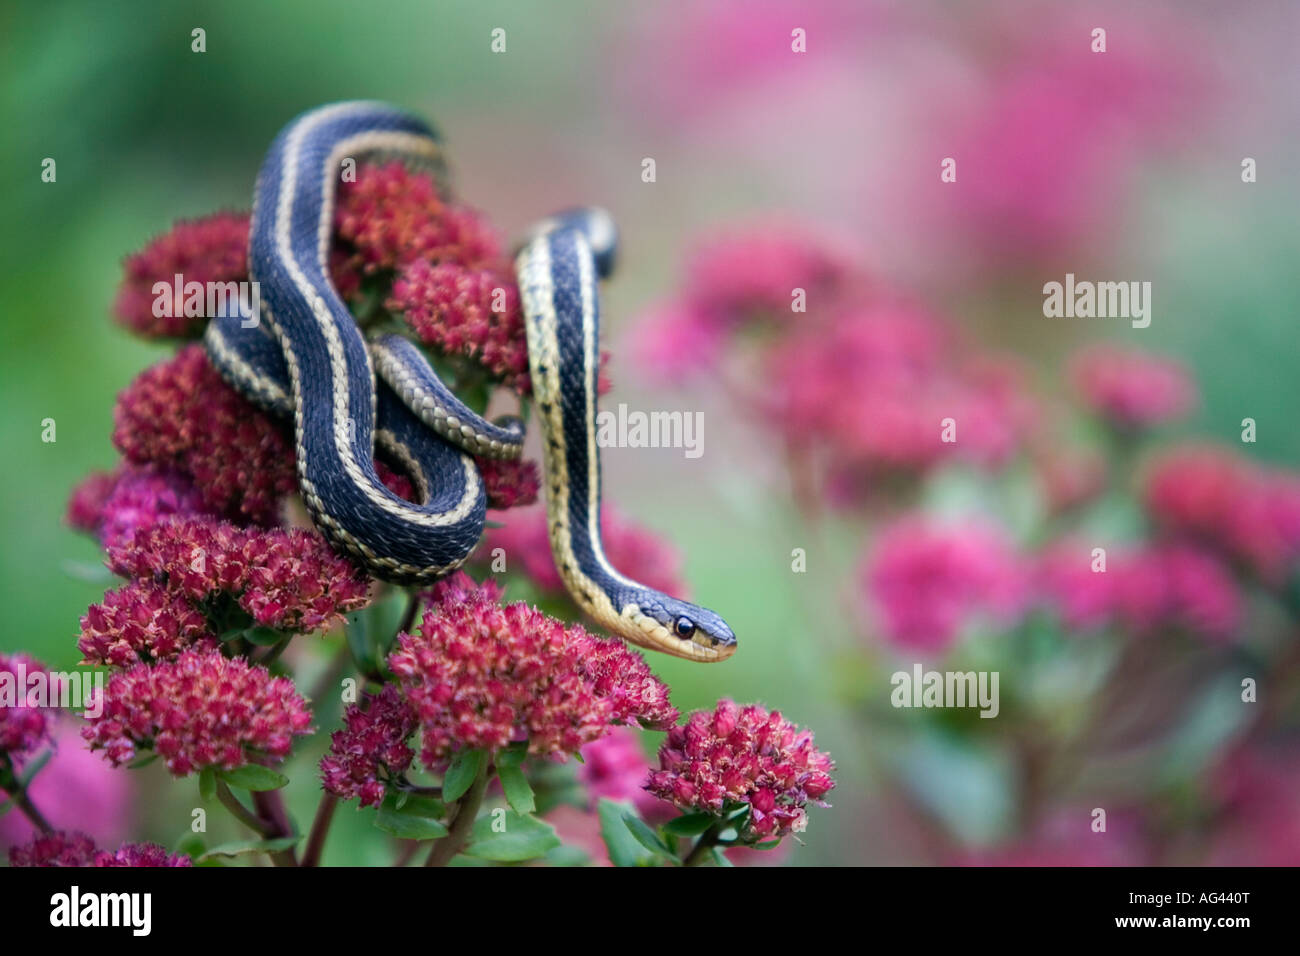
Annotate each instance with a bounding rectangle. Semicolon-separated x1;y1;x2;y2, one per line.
301;792;339;867
252;789;299;867
424;766;489;867
2;783;53;834
683;833;720;867
216;780;273;836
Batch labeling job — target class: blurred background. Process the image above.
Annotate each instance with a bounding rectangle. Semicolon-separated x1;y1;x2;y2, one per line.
3;0;1299;864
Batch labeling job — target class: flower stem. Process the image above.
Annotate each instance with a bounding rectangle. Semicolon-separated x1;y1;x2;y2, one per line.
0;761;54;834
424;764;489;867
300;792;338;867
683;832;719;867
216;780;274;836
251;789;299;867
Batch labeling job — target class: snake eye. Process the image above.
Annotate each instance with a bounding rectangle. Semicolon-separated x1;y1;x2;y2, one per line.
674;617;696;640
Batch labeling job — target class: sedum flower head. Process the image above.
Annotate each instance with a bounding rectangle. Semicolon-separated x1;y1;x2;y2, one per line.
83;646;312;776
334;161;501;273
862;517;1028;653
8;830;192;867
647;700;835;840
1070;344;1196;430
113;345;297;525
476;456;540;510
113;517;371;629
320;685;418;807
114;212;250;339
388;573;677;767
387;260;530;391
0;653;54;760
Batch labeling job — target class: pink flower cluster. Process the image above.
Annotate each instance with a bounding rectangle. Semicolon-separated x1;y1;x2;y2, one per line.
1070;345;1196;431
319;685;417;808
0;653;53;760
862;518;1028;654
114;212;250;339
636;230;1035;502
81;518;371;666
388;573;677;767
481;504;686;598
1143;445;1300;586
1035;540;1240;642
576;728;666;820
647;700;835;840
67;466;206;550
112;345;298;525
83;647;312;776
8;830;191;867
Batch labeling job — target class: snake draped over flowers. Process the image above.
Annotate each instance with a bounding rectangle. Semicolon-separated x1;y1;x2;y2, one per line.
202;101;736;662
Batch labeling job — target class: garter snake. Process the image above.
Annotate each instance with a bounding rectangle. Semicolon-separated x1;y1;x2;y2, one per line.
204;101;736;662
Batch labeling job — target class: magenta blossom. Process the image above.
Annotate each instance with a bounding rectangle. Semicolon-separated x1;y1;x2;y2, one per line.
863;518;1028;653
388;573;677;768
8;830;191;867
647;700;835;841
82;647;312;776
320;685;418;808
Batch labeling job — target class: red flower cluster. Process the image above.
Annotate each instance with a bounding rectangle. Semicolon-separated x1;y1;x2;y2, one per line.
476;456;540;510
320;685;417;807
0;653;53;760
335;161;501;273
481;504;686;598
388;260;530;391
8;830;192;867
388;573;676;767
83;647;312;776
1070;345;1196;431
81;517;371;666
1143;444;1300;586
113;345;297;525
114;212;250;339
647;700;835;840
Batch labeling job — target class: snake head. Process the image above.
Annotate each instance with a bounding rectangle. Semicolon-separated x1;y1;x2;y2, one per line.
619;592;737;663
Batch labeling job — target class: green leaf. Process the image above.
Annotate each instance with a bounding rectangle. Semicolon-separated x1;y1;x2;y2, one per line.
343;610;374;672
496;765;535;815
217;765;289;792
464;810;559;862
597;799;658;868
622;811;677;861
661;812;716;838
711;846;735;867
442;748;485;802
125;752;159;770
375;795;449;840
752;838;784;850
495;740;528;770
198;766;216;801
17;749;54;786
197;836;300;861
243;626;285;647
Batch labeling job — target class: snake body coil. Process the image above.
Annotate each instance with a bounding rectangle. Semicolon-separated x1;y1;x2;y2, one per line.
205;102;736;661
